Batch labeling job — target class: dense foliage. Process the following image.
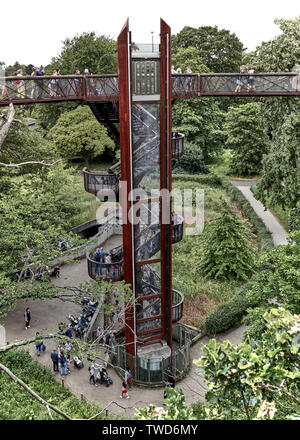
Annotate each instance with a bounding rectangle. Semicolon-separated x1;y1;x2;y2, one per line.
47;32;117;75
172;25;244;72
172;142;209;174
192;202;257;281
48;106;115;166
195;308;300;420
224;102;270;176
0;349;118;420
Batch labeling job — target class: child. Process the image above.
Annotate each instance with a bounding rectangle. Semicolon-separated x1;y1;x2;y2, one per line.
66;354;71;374
120;381;129;399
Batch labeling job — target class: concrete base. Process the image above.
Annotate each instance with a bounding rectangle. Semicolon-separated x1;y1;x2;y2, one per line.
137;341;171;360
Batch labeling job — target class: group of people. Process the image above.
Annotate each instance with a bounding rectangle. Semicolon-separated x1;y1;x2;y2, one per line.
235;66;257;92
171;65;193;92
50;345;72;376
92;247;117;278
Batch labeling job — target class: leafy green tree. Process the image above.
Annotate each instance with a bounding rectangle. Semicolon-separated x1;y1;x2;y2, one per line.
254;111;300;211
172;98;224;161
171;47;209;73
243;16;300;72
47;32;117;75
136;387;195;420
195;308;300;420
32;102;80;132
48;106;115;166
245;231;300;315
172;26;244;73
0;117;57;167
192;202;257;281
223;102;270;176
172;142;209;174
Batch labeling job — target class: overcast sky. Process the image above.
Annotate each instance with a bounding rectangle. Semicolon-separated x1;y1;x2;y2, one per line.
1;0;299;67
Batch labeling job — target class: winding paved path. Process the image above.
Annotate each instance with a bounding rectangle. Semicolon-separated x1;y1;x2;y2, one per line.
2;181;288;419
231;180;288;245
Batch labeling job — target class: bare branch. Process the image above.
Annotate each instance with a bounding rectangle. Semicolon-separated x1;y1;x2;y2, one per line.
0;361;73;420
0;159;64;168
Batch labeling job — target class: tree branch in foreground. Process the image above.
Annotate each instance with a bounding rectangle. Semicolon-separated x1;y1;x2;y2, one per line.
0;361;73;420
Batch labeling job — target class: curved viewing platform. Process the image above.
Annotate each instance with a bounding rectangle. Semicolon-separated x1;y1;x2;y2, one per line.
83;168;120;197
172;214;184;243
171;133;184;158
1;72;300;107
87;254;123;281
172;289;184;323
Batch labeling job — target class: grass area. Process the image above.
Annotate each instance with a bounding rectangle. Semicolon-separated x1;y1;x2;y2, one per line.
68;173;102;228
0;349;121;420
172;178;256;328
265;202;289;231
208;149;233;176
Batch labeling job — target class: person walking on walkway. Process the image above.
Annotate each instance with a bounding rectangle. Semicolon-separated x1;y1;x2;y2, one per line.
50;348;59;372
24;307;31;330
59;350;67;376
89;362;98;386
125;367;133;390
34;332;45;356
120;381;129;399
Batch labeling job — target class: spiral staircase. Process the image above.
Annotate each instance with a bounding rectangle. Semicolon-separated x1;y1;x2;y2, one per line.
84;102;185;341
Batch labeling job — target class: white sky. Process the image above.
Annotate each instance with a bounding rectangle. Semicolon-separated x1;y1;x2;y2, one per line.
1;0;299;67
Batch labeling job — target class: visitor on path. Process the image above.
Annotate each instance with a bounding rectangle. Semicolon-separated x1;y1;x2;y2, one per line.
16;69;25;99
74;69;81;94
247;66;256;92
235;67;245;93
125;367;133;390
163;379;172;399
120;381;129;399
105;332;111;347
66;354;71;374
30;67;37;99
89;362;98;386
50;349;59;372
34;332;45;356
96;326;104;342
24;307;31;330
186;66;192;91
65;324;73;338
59;350;67;376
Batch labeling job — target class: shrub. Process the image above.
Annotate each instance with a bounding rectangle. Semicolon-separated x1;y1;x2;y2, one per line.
204;293;252;335
172;142;210;175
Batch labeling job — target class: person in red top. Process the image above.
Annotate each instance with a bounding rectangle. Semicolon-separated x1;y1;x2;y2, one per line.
120;381;129;399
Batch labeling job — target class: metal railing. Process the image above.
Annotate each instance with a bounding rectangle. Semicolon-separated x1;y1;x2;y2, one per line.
1;72;300;106
87;254;123;281
171;133;184;158
83;168;120;197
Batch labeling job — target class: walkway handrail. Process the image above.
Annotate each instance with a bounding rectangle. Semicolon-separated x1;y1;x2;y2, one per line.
1;72;299;106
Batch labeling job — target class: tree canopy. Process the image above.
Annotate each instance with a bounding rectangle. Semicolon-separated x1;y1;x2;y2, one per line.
224;102;270;176
47;32;117;75
48;106;115;166
172;25;244;73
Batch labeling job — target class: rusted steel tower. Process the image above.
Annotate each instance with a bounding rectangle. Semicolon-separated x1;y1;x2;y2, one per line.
118;18;173;365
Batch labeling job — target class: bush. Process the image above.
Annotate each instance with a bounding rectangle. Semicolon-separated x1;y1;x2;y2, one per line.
204;293;252;335
172;142;210;174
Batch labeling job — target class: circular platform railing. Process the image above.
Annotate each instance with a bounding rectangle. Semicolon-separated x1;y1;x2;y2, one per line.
172;214;184;243
83;168;119;197
171;133;184;158
172;289;184;323
87;254;123;281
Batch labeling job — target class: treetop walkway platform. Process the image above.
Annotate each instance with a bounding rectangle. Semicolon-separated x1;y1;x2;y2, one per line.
0;72;299;106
